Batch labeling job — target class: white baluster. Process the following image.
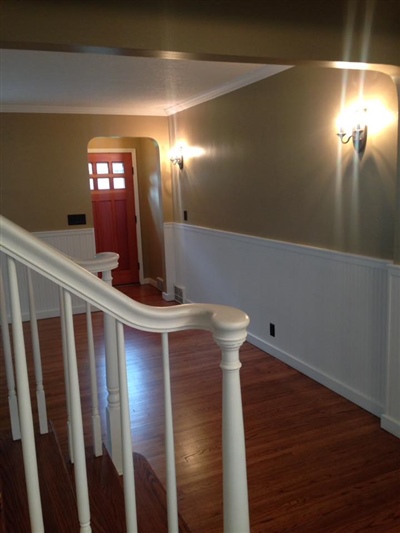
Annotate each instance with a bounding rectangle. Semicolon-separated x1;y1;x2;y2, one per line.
86;301;102;456
0;266;21;440
63;289;91;533
7;257;44;532
59;287;74;463
27;268;48;434
215;333;250;533
116;321;138;532
102;268;122;473
162;332;179;532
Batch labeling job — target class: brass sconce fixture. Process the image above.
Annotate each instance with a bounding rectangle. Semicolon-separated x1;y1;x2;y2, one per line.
337;107;368;154
169;147;184;170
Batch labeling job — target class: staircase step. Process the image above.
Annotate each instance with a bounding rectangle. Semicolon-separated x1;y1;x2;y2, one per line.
133;452;191;533
80;446;127;532
79;447;190;532
0;427;78;532
1;429;190;532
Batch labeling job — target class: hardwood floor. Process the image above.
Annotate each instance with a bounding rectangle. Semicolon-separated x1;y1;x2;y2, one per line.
1;283;400;532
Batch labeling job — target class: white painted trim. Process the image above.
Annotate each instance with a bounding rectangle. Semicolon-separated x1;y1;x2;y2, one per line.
165;65;292;115
163;223;176;299
183;291;385;416
33;228;95;240
175;222;392;269
88;148;144;284
381;415;400;438
1;228;96;321
169;222;390;423
162;292;175;301
383;264;400;437
388;264;400;276
247;332;384;417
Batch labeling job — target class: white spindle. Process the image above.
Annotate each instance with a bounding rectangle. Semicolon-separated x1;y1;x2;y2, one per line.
216;335;250;533
7;257;44;532
63;289;92;533
75;254;122;471
59;287;74;463
0;266;21;440
162;332;179;532
86;301;102;456
116;321;138;532
27;268;48;434
103;268;122;473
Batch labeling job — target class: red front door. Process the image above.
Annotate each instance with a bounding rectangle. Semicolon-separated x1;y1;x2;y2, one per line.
88;152;139;286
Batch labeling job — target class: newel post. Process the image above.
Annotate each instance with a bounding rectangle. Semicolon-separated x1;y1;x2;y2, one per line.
214;329;250;533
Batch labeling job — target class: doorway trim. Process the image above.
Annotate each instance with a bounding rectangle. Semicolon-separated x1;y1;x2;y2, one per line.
88;147;144;284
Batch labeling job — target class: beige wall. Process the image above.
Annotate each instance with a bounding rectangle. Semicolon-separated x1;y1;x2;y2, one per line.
1;2;399;264
170;66;397;259
0;114;172;232
2;1;399;74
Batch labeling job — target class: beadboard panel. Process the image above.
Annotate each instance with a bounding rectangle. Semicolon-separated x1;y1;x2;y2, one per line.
381;266;400;437
166;223;390;417
1;229;96;320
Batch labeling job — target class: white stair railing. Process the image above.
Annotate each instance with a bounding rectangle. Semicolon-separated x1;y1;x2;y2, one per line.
26;268;48;434
6;255;45;532
0;266;21;440
0;214;250;533
75;252;120;464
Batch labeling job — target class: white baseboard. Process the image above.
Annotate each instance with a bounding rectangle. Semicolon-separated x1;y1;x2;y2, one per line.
381;415;400;438
247;333;383;417
162;292;175;301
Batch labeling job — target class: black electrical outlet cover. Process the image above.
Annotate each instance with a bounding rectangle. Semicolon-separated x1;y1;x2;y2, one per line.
269;323;275;337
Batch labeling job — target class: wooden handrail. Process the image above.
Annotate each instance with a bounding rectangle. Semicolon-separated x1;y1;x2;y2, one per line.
0;215;249;339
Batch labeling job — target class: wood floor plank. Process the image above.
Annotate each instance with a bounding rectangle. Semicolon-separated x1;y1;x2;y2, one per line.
0;427;79;532
1;283;400;531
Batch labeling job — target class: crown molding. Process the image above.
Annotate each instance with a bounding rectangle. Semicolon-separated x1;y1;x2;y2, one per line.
164;65;292;115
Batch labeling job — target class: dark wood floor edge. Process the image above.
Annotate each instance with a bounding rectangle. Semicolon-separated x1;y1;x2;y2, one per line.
133;452;191;532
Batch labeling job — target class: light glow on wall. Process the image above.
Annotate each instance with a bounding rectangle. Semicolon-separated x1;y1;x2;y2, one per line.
336;99;395;136
169;142;205;163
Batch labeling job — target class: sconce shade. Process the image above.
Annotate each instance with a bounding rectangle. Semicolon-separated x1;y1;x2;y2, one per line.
337;125;367;154
337;107;368;155
169;147;184;170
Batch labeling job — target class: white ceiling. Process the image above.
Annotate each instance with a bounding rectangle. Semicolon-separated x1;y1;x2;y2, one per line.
0;49;291;116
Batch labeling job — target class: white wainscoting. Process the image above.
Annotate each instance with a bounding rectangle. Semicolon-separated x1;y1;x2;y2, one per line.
165;223;391;420
381;265;400;437
1;228;96;321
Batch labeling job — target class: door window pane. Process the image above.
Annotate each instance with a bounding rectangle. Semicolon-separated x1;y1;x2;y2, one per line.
88;162;93;175
89;178;94;190
112;162;124;174
96;162;109;174
113;177;126;189
98;178;110;190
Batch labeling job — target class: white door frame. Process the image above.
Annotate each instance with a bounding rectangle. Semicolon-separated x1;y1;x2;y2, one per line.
88;148;144;284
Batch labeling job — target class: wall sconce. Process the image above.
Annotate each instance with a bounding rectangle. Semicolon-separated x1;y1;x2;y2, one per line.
169;147;184;170
336;107;368;155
